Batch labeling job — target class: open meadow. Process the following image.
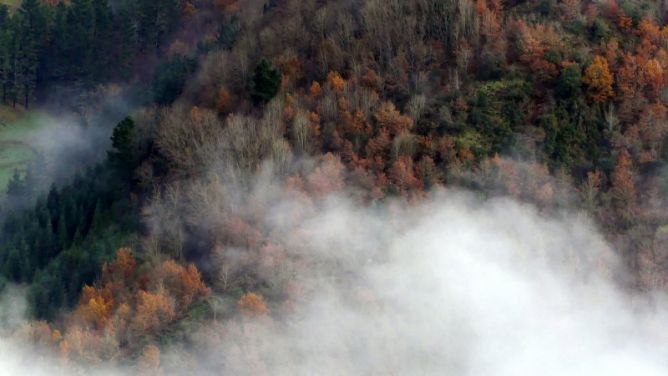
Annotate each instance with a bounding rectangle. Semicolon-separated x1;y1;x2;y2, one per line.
0;106;47;192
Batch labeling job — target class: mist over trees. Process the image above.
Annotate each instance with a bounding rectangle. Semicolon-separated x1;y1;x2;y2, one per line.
2;0;668;373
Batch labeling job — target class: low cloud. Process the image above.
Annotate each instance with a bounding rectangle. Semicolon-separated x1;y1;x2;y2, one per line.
166;191;668;375
28;87;135;186
2;191;668;375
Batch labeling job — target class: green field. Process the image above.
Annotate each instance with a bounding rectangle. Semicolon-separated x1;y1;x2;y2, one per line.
0;105;48;192
0;0;20;9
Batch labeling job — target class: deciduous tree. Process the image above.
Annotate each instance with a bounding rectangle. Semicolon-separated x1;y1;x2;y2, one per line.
583;56;614;103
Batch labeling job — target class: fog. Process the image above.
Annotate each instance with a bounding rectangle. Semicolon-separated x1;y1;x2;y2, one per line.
1;189;666;375
29;88;135;186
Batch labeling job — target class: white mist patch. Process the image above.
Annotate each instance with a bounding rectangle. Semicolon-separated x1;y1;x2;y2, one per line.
0;285;26;332
177;192;668;376
2;192;668;375
0;285;54;376
27;114;112;179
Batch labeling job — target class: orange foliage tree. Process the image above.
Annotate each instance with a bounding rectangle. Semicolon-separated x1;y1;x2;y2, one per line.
238;292;270;316
154;260;210;307
76;285;114;329
34;249;210;366
327;71;346;92
132;289;176;332
610;149;637;217
644;58;664;98
583;56;614;103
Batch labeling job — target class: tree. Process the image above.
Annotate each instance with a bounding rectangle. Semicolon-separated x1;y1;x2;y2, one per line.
101;248;137;288
306;153;345;196
238;292;269;316
15;0;45;108
77;285;114;329
374;102;413;136
154;260;209;308
90;0;114;81
610;149;636;218
0;5;15;104
251;59;280;103
153;55;196;105
644;58;663;98
583;56;614;103
132;289;175;332
138;345;161;373
389;156;422;192
327;71;346;92
557;63;582;98
217;14;240;49
109;117;138;175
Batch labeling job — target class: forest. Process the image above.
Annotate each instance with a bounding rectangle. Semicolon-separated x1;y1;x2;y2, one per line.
1;0;668;374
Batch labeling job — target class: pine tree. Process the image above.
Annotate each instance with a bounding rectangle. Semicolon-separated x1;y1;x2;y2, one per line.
15;0;45;108
0;5;13;104
109;117;137;172
251;59;281;103
114;5;138;80
91;0;113;81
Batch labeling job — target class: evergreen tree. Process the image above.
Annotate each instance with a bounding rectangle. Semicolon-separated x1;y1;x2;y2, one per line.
15;0;45;108
152;56;196;105
109;117;137;169
251;59;281;104
91;0;113;81
0;5;13;103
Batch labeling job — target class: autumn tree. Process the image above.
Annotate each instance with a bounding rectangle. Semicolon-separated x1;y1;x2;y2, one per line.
76;285;114;329
306;153;346;196
644;58;664;98
610;149;636;218
138;345;162;374
389;156;422;193
327;71;346;92
238;292;269;316
132;288;175;332
101;248;137;300
583;56;614;103
153;260;210;308
374;102;413;136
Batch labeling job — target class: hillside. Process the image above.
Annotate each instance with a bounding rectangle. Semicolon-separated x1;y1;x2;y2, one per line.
1;0;668;374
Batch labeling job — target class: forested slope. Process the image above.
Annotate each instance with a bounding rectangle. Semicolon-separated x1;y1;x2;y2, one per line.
3;0;668;373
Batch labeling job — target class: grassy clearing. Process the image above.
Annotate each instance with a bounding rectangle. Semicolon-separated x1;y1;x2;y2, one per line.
0;0;20;8
0;105;48;192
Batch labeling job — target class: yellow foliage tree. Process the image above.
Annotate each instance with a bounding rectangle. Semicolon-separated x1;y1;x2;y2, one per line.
77;284;115;329
583;56;614;103
327;71;346;92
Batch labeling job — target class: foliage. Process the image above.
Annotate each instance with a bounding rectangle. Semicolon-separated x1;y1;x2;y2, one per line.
0;116;142;319
153;56;197;105
0;0;183;108
251;59;281;104
9;0;668;368
583;56;614;103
